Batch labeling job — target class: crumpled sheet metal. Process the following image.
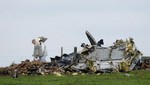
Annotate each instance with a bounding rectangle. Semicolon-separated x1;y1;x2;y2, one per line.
77;38;143;72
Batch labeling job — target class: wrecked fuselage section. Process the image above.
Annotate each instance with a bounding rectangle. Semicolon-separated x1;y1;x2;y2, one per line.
68;31;143;73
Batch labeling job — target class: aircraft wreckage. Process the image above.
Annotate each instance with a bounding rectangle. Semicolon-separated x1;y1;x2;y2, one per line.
0;31;149;76
57;31;143;73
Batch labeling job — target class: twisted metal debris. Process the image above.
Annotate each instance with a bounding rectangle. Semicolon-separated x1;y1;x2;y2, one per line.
0;31;149;77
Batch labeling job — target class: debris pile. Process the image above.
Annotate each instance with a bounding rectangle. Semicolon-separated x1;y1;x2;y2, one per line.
141;58;150;70
0;31;148;76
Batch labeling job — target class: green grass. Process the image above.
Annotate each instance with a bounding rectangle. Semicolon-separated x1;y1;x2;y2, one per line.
0;70;149;85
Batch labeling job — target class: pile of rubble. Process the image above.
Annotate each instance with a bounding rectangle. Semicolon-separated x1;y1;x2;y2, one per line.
0;31;149;77
0;60;66;77
141;57;150;70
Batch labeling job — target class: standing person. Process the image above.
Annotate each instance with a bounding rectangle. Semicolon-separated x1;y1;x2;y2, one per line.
38;36;48;62
32;39;41;60
32;36;48;62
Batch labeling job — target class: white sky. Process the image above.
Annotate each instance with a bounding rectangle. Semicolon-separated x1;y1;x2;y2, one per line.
0;0;150;67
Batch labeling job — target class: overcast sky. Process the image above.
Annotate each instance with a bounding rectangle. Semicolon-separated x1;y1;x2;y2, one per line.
0;0;150;67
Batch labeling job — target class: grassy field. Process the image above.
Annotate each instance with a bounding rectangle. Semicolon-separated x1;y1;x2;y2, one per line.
0;70;149;85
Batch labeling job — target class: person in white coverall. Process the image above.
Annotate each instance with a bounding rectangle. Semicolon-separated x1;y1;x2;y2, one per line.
32;37;48;62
